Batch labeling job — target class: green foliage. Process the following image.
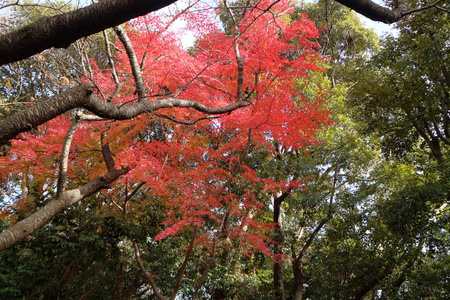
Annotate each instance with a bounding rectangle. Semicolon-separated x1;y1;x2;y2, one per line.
1;1;449;300
296;0;379;84
349;5;450;163
0;205;138;299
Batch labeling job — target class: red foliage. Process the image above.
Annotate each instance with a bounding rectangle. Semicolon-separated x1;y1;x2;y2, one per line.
0;0;330;259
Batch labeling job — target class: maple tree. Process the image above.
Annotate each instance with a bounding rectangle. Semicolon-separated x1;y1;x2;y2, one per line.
0;1;330;297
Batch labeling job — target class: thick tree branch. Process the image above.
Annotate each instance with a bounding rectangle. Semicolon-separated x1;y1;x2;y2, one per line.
1;0;443;67
0;84;250;150
333;0;442;23
0;166;129;251
0;84;94;149
0;0;177;65
335;0;406;23
336;0;444;23
334;0;405;23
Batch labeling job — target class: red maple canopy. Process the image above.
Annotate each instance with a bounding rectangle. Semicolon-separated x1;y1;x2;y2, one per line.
0;0;330;257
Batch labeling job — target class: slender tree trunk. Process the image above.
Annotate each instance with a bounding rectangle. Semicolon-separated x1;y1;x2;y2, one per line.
273;192;286;300
291;258;306;300
212;212;231;300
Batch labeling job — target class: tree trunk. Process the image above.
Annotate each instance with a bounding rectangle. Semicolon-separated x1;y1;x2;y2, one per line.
212;212;231;300
291;258;305;300
273;192;286;300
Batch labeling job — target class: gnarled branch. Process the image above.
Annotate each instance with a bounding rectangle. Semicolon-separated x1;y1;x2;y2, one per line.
0;84;250;151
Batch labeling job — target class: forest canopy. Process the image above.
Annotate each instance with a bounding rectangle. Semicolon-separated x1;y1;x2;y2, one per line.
0;0;449;299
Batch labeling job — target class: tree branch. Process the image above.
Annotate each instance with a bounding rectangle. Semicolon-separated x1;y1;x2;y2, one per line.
0;165;129;251
155;113;220;125
401;0;443;18
170;227;198;300
133;242;167;300
114;25;147;100
0;84;250;152
334;0;406;23
0;0;177;65
56;117;81;197
101;132;116;172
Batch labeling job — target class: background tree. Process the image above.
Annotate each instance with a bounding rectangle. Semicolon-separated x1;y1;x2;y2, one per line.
340;3;450;299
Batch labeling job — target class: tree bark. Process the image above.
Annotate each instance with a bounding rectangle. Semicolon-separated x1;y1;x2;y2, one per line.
291;258;306;300
334;0;407;23
0;166;129;251
273;192;289;300
0;84;250;150
0;0;176;65
0;0;437;67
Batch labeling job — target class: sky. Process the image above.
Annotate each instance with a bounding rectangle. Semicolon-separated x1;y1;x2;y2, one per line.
167;0;398;49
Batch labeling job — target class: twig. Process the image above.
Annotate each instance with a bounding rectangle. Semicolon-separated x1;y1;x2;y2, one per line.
402;0;443;17
155;113;220;125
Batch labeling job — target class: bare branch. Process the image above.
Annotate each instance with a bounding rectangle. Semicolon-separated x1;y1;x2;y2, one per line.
436;5;450;13
155;113;220;125
402;0;443;17
103;30;120;86
114;25;147;100
133;242;167;300
56;117;81;197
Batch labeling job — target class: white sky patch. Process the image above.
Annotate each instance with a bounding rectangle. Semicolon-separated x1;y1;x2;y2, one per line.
154;0;218;49
170;17;196;49
363;19;395;37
